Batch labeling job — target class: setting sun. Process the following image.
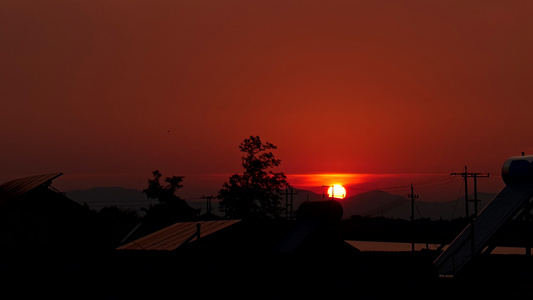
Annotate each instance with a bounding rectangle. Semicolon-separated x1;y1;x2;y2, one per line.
327;184;346;199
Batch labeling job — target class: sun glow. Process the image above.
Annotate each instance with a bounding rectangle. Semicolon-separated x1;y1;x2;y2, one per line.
327;184;346;199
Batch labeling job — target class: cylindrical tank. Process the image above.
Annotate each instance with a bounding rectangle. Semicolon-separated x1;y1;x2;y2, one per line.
501;155;533;186
296;200;344;223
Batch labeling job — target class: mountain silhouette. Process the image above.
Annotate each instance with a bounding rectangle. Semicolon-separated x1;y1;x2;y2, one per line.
66;187;497;221
340;189;497;220
66;187;150;213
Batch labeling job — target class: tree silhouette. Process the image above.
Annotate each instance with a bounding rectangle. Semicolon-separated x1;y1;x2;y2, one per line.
143;170;184;204
218;135;288;220
141;170;199;228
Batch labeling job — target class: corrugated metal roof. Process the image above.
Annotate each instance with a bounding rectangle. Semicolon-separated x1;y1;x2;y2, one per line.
434;184;533;276
117;219;241;251
0;173;63;206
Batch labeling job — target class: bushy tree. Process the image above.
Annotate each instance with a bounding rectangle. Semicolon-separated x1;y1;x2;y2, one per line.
141;170;199;228
218;135;288;220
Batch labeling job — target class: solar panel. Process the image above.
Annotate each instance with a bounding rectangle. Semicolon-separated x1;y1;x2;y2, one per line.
0;173;63;206
116;219;241;251
434;184;533;276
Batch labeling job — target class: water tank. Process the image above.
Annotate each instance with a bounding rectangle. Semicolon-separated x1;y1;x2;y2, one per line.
501;155;533;186
296;200;343;223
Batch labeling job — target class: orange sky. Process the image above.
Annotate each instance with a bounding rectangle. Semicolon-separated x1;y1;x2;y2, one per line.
1;0;532;199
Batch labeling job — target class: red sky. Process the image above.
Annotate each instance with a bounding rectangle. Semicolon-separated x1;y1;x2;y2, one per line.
1;0;532;200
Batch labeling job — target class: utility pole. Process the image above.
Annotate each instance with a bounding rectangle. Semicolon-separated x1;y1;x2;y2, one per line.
285;186;288;218
290;185;297;220
451;166;489;262
201;195;216;215
321;185;328;200
473;173;480;217
408;183;419;252
451;166;489;218
284;185;298;220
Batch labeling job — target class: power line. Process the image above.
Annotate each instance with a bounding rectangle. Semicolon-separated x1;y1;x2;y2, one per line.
408;183;419;252
344;174;462;194
451;166;489;218
359;196;410;216
283;185;298;220
201;195;216;215
408;183;419;222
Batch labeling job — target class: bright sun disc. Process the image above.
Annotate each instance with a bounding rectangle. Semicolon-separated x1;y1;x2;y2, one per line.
327;184;346;199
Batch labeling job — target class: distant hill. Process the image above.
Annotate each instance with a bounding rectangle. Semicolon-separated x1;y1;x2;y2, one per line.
66;187;150;213
65;187;323;217
340;190;498;220
65;186;497;221
261;188;498;220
